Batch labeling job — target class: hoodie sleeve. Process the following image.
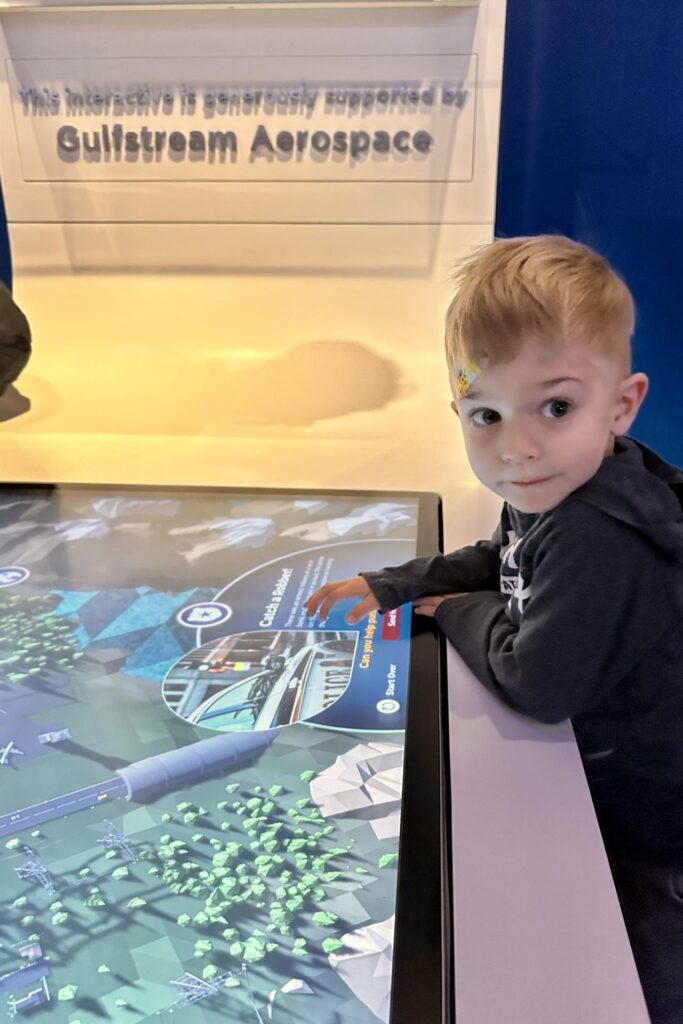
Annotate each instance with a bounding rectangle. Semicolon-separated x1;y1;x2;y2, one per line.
359;523;503;613
433;503;676;724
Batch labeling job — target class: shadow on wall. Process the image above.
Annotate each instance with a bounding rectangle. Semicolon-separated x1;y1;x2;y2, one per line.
223;340;409;427
7;339;410;435
0;384;30;422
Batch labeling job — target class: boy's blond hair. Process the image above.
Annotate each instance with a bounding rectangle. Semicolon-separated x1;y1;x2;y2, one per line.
444;235;635;378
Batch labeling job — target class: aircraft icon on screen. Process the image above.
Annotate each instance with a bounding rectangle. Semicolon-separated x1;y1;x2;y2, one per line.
0;741;25;766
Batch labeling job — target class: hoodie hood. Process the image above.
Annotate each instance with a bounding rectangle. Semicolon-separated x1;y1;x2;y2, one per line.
572;436;683;564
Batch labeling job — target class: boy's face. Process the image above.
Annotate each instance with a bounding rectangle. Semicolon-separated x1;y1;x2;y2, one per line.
451;340;648;514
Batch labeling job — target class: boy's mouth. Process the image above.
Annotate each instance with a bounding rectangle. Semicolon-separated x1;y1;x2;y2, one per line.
507;475;556;487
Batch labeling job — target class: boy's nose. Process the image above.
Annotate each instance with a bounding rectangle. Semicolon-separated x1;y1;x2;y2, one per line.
499;423;541;463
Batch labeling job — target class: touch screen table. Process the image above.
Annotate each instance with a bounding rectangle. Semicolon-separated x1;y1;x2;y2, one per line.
0;484;447;1024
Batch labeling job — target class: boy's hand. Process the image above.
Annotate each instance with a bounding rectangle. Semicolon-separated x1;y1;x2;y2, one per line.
412;593;465;617
304;576;380;625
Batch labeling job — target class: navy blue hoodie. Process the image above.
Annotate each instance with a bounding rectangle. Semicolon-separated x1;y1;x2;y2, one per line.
362;437;683;866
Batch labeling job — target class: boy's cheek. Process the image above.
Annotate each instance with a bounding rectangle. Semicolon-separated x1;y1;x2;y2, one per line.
460;430;487;468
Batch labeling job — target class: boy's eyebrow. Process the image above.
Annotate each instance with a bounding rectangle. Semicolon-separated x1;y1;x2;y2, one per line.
460;376;584;402
538;376;584;388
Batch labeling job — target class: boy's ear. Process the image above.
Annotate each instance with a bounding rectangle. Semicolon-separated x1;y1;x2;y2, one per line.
612;372;649;436
450;399;460;418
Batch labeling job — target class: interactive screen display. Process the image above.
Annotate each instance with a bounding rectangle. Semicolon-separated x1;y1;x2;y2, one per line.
0;485;440;1023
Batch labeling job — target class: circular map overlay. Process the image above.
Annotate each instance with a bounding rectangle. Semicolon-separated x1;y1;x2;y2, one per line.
163;629;357;732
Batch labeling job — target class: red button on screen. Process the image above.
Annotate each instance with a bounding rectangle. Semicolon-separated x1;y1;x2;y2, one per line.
381;607;401;640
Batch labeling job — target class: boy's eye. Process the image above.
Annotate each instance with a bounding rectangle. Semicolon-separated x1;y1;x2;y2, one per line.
542;399;572;419
470;408;501;426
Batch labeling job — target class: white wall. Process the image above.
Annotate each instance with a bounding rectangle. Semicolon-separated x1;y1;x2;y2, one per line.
0;0;506;526
0;3;500;271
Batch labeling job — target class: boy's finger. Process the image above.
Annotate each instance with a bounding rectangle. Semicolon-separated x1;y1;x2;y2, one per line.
305;583;335;615
317;593;341;623
304;591;323;614
306;596;325;618
307;582;331;603
307;580;367;622
345;595;375;625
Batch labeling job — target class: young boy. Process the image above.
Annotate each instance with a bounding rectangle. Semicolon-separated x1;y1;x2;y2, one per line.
304;235;683;1024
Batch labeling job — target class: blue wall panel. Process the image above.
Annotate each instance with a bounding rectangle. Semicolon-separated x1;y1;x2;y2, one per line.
496;0;683;466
